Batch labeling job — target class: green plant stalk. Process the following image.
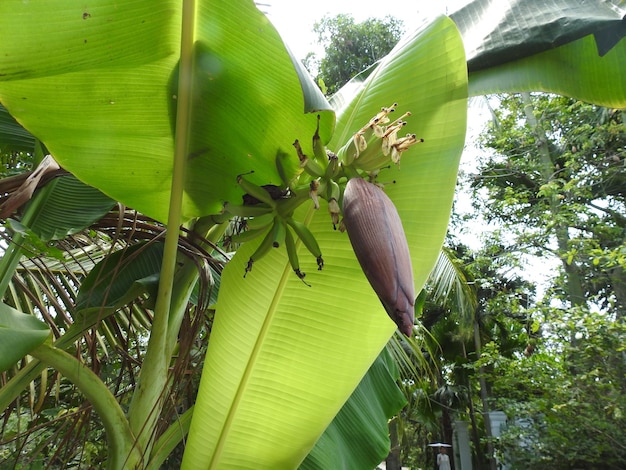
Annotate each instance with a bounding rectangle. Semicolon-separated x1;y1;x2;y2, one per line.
166;261;200;357
146;406;194;470
150;218;227;460
164;216;228;352
30;343;143;469
149;224;223;464
127;0;196;459
0;182;56;297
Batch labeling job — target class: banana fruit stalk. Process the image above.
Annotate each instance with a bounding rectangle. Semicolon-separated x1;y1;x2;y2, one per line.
342;178;415;336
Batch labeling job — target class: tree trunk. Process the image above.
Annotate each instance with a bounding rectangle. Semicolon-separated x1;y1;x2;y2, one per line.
521;92;587;308
386;417;402;470
441;408;455;470
474;321;498;470
608;266;626;320
462;341;485;468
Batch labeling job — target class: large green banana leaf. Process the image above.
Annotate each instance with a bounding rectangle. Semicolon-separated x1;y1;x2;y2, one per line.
451;0;626;105
0;0;334;224
182;16;467;469
0;104;35;154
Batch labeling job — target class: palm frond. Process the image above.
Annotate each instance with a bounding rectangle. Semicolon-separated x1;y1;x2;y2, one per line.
426;247;478;330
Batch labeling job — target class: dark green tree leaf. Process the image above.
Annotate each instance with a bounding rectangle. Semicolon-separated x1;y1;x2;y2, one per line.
0;303;50;373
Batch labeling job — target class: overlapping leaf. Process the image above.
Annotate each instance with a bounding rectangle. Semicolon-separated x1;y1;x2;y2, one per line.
75;241;163;319
300;348;407;470
0;303;50;373
0;104;36;155
20;176;115;241
450;0;626;105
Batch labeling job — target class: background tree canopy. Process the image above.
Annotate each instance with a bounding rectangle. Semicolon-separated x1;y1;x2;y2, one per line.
304;14;404;95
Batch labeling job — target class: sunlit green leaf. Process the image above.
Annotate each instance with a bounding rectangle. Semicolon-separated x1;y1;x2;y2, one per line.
451;0;626;105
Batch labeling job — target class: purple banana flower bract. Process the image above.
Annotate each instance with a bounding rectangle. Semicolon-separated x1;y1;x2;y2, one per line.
342;178;415;336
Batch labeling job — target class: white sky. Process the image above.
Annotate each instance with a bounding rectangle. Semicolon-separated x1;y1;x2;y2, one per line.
263;0;468;60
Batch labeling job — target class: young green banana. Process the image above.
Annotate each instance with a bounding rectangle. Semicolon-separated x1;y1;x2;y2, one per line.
244;212;275;231
243;223;276;277
228;225;274;245
223;201;273;218
286;218;324;270
237;173;278;208
272;218;286;248
293;139;326;178
284;224;309;284
324;150;339;180
275;185;313;218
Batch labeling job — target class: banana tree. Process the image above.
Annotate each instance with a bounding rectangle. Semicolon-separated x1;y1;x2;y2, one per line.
0;0;625;469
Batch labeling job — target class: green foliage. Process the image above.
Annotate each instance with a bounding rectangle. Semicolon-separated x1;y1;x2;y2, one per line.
307;14;404;95
453;92;626;468
471;94;626;313
394;243;533;468
479;309;626;469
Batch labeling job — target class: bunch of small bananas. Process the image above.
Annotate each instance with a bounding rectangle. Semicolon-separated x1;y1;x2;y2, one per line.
224;174;323;284
218;104;422;334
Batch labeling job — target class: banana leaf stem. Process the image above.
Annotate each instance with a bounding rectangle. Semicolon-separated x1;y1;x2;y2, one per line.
128;0;196;458
31;343;143;469
0;183;51;297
